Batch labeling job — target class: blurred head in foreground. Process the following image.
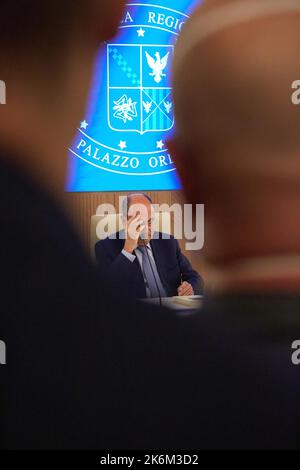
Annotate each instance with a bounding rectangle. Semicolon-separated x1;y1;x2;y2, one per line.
170;0;300;282
0;0;125;195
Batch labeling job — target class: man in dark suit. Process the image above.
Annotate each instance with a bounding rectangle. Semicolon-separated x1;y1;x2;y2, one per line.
95;193;203;299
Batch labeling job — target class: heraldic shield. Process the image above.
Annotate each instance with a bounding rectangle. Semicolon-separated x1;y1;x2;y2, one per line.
107;44;175;135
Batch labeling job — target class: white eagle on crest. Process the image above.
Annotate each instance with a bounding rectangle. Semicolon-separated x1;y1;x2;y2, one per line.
145;51;170;84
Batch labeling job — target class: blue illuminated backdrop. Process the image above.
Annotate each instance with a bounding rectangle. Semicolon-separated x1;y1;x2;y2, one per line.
67;0;201;192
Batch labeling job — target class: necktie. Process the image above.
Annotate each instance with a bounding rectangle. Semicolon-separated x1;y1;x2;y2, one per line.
137;246;166;298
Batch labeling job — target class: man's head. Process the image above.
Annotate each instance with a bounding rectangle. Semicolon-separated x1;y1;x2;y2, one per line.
0;1;126;193
122;194;155;245
169;0;300;264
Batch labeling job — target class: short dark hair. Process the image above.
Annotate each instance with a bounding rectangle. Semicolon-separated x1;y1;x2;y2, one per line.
122;194;153;217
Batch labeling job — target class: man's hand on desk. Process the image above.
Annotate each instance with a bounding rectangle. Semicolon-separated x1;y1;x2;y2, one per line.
124;215;145;254
177;281;194;297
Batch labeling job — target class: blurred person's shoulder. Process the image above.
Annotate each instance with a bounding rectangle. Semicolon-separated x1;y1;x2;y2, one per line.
196;293;300;371
0;156;82;255
0;155;103;310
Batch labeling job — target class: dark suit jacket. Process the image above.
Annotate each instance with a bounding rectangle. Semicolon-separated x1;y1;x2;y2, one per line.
95;231;204;298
